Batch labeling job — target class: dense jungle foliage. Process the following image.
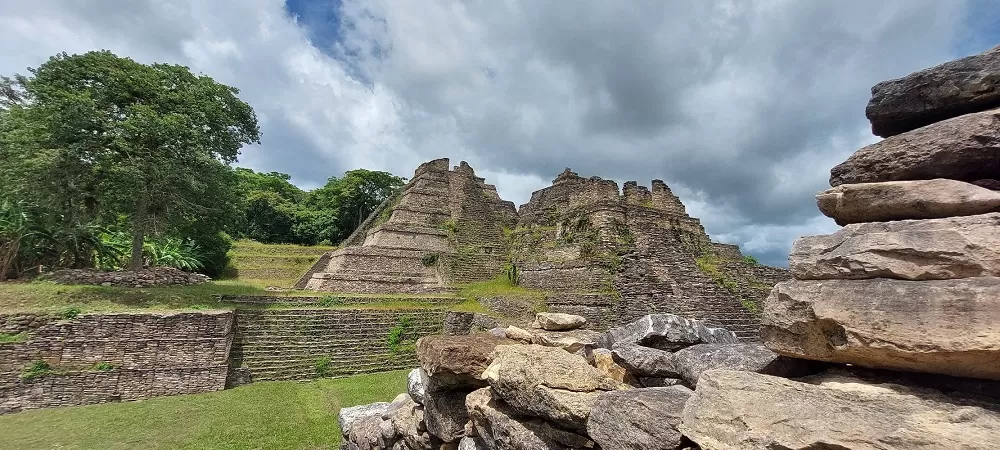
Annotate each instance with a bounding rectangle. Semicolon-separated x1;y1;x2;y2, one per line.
0;50;403;279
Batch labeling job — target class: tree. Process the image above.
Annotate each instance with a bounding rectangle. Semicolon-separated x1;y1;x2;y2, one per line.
303;169;405;243
2;51;260;271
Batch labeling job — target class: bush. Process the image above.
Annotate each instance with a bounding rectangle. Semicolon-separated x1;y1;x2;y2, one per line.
21;360;60;380
318;296;345;307
742;255;760;266
386;316;415;353
60;307;81;320
92;361;115;371
421;253;439;267
314;356;333;377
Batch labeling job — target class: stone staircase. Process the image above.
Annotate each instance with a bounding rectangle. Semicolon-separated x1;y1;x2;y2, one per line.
227;308;446;382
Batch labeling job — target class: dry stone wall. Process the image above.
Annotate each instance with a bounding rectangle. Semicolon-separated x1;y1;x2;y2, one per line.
228;308;447;383
0;311;233;414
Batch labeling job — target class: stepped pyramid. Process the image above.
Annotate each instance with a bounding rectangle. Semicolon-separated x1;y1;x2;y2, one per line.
297;158;516;293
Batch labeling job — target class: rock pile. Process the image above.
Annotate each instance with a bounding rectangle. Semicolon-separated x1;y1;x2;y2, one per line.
44;267;209;287
339;47;1000;449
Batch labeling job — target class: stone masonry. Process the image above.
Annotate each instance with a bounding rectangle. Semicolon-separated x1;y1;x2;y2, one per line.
299;158;516;293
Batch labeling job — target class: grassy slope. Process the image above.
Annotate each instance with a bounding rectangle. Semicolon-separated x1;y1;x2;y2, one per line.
0;370;409;450
227;240;336;289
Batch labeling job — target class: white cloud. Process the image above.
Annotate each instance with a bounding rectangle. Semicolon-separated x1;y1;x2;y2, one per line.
0;0;986;265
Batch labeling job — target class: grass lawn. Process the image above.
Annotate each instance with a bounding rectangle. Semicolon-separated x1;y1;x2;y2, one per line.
0;370;409;450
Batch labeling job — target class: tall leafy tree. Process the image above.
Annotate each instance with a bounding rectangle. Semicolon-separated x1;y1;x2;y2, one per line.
1;50;260;271
303;169;405;243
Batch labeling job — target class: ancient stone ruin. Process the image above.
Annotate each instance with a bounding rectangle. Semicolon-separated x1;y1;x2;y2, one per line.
300;159;787;339
340;44;1000;449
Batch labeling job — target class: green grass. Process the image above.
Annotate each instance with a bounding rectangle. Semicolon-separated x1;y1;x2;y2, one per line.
0;370;409;450
456;276;547;300
0;331;27;343
226;240;335;288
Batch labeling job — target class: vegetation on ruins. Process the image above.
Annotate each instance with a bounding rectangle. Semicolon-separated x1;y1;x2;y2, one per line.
91;361;115;372
386;316;416;353
0;331;27;343
314;356;334;377
318;295;346;307
20;360;63;380
0;369;410;448
421;253;440;267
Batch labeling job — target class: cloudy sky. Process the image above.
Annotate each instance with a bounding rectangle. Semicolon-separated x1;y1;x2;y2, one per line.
3;1;998;266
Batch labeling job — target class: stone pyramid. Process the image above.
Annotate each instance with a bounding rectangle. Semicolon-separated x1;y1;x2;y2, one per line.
297;158;516;293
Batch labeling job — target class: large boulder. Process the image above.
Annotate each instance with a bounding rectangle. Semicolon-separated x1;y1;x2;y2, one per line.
762;278;1000;380
591;348;631;383
830;107;1000;186
597;314;738;352
531;328;602;353
671;343;821;387
388;396;432;450
866;44;1000;137
407;368;428;405
416;334;515;391
422;388;471;443
790;213;1000;280
534;312;587;331
680;369;1000;449
465;388;596;450
816;179;1000;225
482;344;629;431
586;386;693;450
610;342;679;378
339;402;390;441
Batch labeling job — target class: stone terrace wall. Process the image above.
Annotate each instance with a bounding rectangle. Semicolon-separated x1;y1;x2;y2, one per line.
0;311;233;414
228;308;447;383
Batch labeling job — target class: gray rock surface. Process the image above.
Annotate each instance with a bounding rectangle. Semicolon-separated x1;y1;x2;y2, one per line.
389;396;432;450
466;388;595;450
831;107;1000;186
597;314;738;352
587;386;693;450
681;369;1000;450
339;402;390;440
671;343;821;387
611;342;679;377
416;334;514;391
482;344;628;431
817;179;1000;225
791;213;1000;280
423;389;471;443
457;436;489;450
407;368;428;405
535;312;587;331
763;278;1000;380
531;328;601;353
866;44;1000;137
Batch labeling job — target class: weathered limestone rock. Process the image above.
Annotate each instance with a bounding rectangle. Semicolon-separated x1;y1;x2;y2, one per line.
763;278;1000;380
597;314;738;352
671;343;821;387
423;388;471;443
865;44;1000;137
816;179;1000;225
389;396;432;450
503;326;533;343
407;369;428;404
830;107;1000;186
482;344;628;431
416;334;514;391
340;402;390;441
791;213;1000;280
530;329;601;353
466;388;595;450
587;386;693;450
346;415;387;450
457;436;488;450
534;312;587;331
681;369;1000;450
591;348;630;383
611;342;678;378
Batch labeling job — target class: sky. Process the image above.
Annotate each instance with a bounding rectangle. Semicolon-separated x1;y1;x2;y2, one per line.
2;1;998;266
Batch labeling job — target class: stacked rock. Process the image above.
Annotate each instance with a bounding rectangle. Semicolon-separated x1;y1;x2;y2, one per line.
680;44;1000;448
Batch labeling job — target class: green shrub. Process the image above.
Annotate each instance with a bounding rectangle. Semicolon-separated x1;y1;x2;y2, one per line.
503;262;520;286
421;253;439;267
439;220;459;234
386;316;415;353
21;360;60;380
318;295;345;307
314;356;333;377
742;255;760;266
0;331;26;343
92;361;115;371
60;307;82;320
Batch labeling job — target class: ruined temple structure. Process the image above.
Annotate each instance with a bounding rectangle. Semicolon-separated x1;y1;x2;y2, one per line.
299;159;788;339
297;158;517;293
511;168;788;339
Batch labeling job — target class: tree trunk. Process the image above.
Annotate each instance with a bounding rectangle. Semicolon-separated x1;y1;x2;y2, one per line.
130;202;145;272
